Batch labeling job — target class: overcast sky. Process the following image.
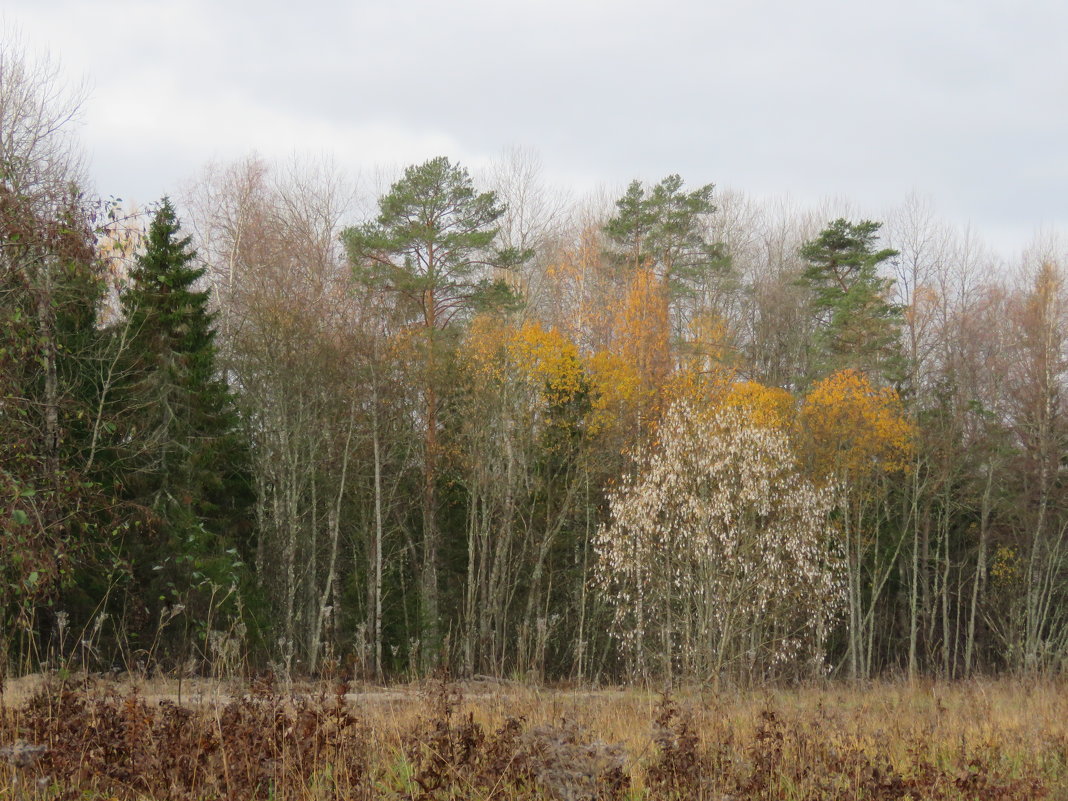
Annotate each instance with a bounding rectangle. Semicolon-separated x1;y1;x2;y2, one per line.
5;0;1067;260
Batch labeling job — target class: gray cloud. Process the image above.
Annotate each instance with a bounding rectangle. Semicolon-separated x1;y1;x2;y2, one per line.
6;0;1067;257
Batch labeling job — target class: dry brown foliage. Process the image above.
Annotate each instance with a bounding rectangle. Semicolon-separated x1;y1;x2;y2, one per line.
1;677;1065;800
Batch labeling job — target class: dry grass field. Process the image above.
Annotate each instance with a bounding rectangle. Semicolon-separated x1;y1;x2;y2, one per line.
1;674;1066;799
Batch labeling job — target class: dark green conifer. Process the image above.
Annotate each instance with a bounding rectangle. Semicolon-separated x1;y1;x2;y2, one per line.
799;218;903;384
115;199;253;619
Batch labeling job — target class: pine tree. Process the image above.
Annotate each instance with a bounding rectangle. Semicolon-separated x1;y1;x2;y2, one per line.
604;174;728;345
604;174;722;297
799;218;903;384
344;157;518;669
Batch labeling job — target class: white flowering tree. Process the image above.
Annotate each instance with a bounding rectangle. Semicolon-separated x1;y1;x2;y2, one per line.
595;400;844;684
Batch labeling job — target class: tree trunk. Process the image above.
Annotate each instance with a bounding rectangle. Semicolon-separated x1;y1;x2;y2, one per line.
372;387;385;682
965;463;994;675
420;289;440;672
308;402;355;675
36;276;59;480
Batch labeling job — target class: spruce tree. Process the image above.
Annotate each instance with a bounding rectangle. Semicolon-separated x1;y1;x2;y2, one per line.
115;199;253;623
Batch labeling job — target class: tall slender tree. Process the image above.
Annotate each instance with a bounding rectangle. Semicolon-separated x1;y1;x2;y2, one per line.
604;175;727;342
344;156;519;668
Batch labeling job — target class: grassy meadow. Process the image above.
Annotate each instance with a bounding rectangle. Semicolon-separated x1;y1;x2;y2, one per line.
1;675;1067;799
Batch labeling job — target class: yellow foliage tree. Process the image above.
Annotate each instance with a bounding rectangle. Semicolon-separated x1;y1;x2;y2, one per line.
458;316;593;674
615;267;672;393
509;321;586;410
586;350;644;438
463;315;588;432
464;314;510;380
799;368;914;479
660;366;794;435
798;368;915;679
581;268;672;443
723;380;795;432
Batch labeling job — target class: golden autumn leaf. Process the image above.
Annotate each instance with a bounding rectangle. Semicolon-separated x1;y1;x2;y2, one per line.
799;369;914;479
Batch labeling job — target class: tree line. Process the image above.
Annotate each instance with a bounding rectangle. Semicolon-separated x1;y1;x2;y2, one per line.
3;41;1068;684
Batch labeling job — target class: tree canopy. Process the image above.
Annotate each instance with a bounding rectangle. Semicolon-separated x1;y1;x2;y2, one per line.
6;36;1068;683
799;218;902;383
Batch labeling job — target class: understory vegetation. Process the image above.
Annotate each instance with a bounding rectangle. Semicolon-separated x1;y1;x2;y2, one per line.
1;677;1066;800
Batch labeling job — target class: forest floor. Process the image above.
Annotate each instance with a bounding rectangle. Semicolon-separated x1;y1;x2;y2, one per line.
1;673;1066;799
